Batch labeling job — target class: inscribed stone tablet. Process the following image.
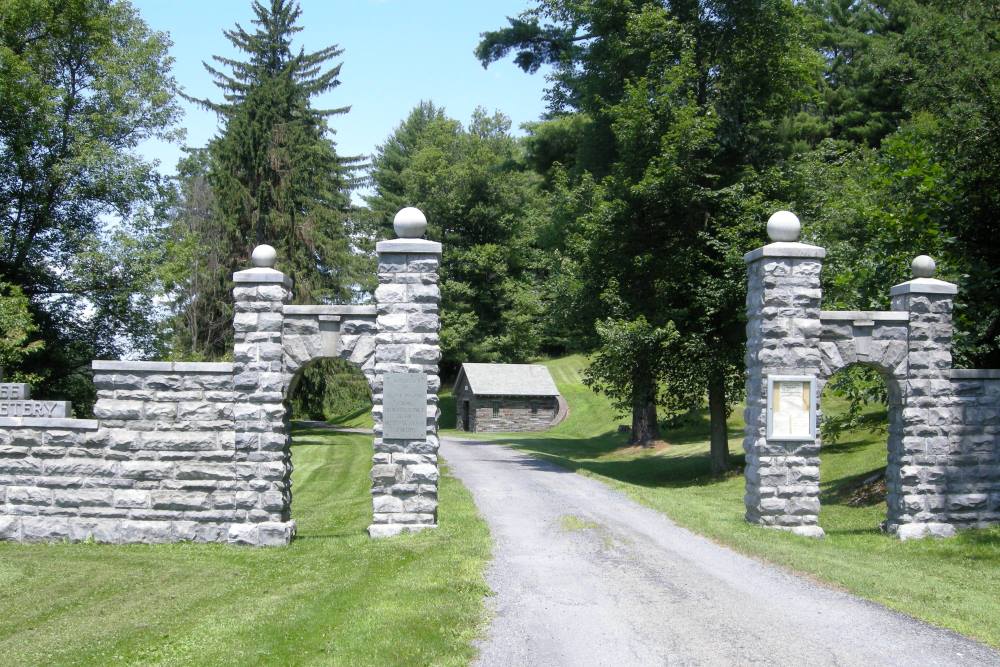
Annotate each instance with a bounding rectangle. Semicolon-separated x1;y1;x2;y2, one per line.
0;383;30;400
383;372;427;439
0;400;71;418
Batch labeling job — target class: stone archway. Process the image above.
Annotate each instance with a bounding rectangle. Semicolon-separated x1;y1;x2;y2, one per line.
231;208;443;542
817;313;908;532
743;211;1000;540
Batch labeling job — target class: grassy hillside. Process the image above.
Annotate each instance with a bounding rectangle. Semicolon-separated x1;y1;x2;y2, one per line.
453;354;1000;649
0;427;490;666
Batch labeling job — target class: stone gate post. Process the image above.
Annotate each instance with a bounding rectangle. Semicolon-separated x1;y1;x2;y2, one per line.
231;244;296;545
889;256;959;538
369;207;442;538
743;212;827;537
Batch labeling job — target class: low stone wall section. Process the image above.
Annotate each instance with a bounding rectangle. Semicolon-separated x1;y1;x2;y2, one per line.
943;369;1000;527
0;361;292;545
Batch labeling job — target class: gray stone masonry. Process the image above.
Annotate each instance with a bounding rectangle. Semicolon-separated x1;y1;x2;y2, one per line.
743;235;827;538
0;208;443;546
369;234;442;538
0;361;296;545
456;395;560;433
745;214;1000;539
231;265;297;545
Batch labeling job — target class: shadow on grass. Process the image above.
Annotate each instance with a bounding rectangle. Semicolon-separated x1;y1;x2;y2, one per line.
326;405;371;425
493;426;747;490
954;528;1000;550
820;465;886;505
291;427;364;441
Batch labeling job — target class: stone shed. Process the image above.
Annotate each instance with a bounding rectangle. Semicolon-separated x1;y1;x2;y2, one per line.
454;363;565;433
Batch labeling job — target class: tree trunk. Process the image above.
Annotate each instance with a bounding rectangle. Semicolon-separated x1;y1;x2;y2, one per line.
708;373;729;475
630;369;660;446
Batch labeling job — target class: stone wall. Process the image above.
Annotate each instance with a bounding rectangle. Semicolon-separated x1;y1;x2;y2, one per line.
455;392;560;433
0;207;443;546
0;361;297;544
939;370;1000;528
744;211;1000;539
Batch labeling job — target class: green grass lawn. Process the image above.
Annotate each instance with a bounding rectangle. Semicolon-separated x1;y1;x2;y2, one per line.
448;354;1000;649
0;426;491;666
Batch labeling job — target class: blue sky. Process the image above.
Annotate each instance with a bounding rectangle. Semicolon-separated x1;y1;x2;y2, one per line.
133;0;550;178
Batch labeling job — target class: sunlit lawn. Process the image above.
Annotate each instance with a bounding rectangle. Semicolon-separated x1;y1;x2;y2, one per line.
0;427;491;666
444;354;1000;649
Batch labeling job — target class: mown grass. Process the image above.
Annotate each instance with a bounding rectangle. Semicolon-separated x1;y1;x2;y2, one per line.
447;354;1000;649
0;427;491;666
324;404;375;429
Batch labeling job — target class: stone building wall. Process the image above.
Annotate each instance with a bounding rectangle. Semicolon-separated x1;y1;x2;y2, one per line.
455;392;559;433
744;211;1000;539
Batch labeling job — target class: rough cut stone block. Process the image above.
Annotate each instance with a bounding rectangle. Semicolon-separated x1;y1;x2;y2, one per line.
21;516;69;541
257;521;295;546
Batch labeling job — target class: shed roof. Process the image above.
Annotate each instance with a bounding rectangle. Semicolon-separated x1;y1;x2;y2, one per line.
456;363;560;397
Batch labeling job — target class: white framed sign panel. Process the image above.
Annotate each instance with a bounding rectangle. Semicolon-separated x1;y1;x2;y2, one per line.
766;375;817;441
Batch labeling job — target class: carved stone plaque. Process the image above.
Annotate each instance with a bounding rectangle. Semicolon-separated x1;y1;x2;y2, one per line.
0;383;71;418
0;401;71;418
383;372;427;439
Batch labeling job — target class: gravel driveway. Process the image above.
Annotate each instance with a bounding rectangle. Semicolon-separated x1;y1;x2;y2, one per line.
441;436;1000;666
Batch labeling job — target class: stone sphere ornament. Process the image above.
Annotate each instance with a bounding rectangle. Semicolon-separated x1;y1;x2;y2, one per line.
912;254;936;279
393;206;428;239
767;210;801;242
251;244;277;268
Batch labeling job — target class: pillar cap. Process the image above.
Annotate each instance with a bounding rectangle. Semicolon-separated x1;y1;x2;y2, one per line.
394;207;427;238
889;277;957;297
233;267;293;288
911;254;936;278
744;242;826;264
376;238;442;255
767;211;801;242
251;244;277;268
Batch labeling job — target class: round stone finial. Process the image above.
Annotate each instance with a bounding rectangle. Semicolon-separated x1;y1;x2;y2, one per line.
912;254;936;279
393;206;427;239
767;210;801;242
251;244;277;268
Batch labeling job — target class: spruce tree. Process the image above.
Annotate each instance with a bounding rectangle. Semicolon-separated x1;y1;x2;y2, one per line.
189;0;362;306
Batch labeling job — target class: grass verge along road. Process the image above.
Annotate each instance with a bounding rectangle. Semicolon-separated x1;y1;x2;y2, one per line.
0;426;490;666
443;354;1000;649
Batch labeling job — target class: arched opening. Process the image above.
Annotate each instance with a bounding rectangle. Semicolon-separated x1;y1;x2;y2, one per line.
818;364;903;534
285;357;374;536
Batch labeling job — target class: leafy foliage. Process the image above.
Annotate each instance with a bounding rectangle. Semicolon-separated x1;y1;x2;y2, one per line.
0;0;180;410
0;282;43;382
167;0;367;364
366;102;546;374
479;0;820;457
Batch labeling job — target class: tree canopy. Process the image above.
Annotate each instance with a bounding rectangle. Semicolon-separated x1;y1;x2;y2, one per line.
0;0;180;410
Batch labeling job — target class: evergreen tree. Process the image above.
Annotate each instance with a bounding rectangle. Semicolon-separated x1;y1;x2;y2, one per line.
188;0;363;313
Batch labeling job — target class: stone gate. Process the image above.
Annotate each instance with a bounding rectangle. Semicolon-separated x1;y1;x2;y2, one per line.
744;211;1000;539
0;207;441;545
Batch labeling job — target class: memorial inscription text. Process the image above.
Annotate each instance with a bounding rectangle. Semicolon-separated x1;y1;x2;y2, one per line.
383;373;427;439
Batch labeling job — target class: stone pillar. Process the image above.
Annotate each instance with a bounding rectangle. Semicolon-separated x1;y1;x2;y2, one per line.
369;207;442;538
743;212;827;538
889;255;959;539
231;244;296;546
